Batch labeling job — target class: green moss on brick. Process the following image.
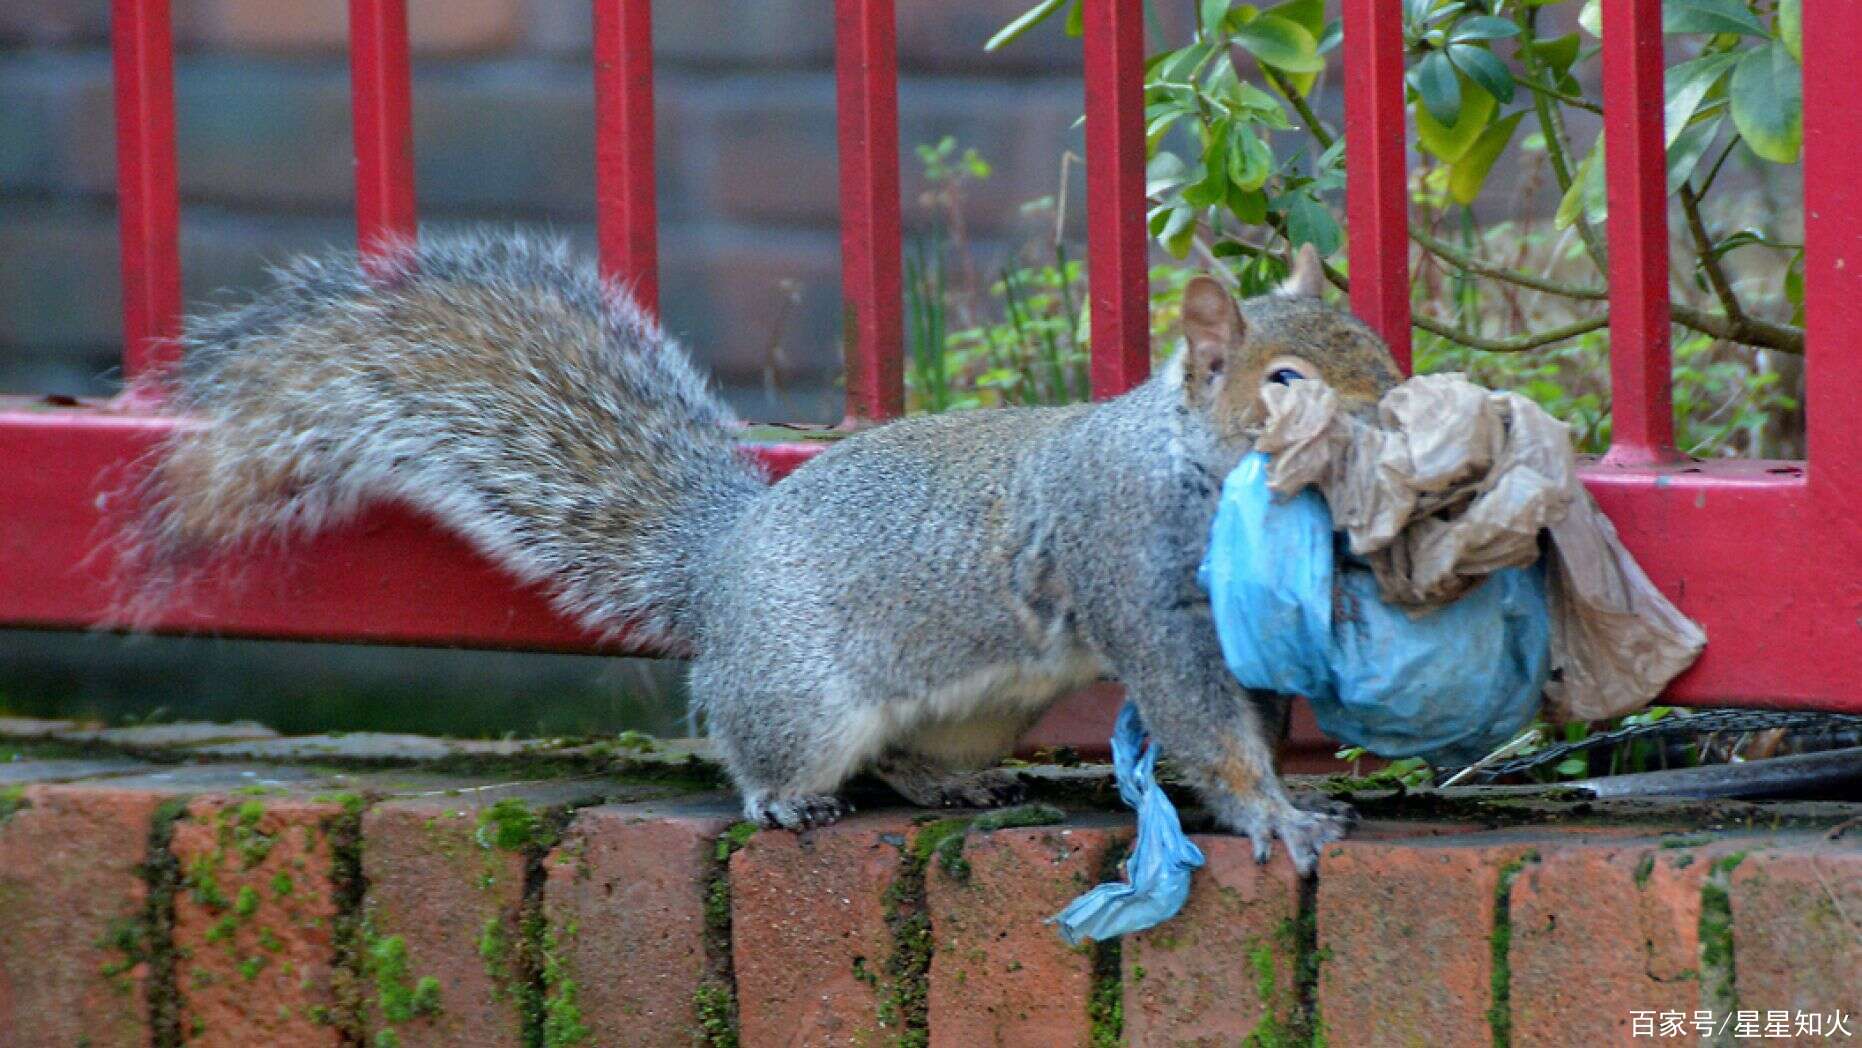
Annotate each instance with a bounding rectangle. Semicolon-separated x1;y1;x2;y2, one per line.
693;983;739;1048
695;823;746;1048
969;803;1065;833
713;821;757;862
1697;850;1747;1025
0;784;27;824
477;799;558;854
1487;852;1538;1048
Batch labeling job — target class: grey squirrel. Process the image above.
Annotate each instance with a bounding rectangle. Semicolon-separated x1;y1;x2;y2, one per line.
129;232;1402;872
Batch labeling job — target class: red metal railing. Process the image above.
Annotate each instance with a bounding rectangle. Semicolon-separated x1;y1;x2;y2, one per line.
0;1;1856;715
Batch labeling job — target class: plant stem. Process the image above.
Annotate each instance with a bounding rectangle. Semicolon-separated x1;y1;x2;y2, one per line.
1411;313;1608;353
1677;181;1747;325
1515;8;1609;271
1409;227;1608;300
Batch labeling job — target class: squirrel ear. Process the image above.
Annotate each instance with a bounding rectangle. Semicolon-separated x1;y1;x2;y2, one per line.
1279;243;1326;298
1180;275;1245;386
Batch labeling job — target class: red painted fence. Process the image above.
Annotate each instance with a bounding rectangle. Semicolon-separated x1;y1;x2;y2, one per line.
0;1;1857;715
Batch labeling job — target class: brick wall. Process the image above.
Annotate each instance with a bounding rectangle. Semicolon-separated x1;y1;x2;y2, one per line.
2;731;1858;1047
0;0;1101;421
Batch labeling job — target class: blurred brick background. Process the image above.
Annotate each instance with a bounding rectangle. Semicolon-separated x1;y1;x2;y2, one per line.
0;0;1104;420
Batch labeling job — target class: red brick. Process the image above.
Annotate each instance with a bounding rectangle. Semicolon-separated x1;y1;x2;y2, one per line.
1508;839;1717;1044
178;0;522;56
1729;841;1862;1032
731;814;915;1047
926;823;1121;1048
170;795;348;1046
1315;834;1539;1048
1124;838;1302;1046
358;795;532;1047
544;801;737;1047
0;785;160;1047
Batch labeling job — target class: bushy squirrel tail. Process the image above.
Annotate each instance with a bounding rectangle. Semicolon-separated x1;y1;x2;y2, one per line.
128;231;765;648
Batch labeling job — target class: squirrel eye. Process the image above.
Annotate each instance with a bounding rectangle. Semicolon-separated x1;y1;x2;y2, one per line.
1266;367;1304;385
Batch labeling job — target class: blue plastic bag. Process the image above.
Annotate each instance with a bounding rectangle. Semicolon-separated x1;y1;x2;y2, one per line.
1053;453;1552;943
1198;452;1549;768
1050;703;1205;945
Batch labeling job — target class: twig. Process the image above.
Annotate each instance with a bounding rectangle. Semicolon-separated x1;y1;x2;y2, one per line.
1671;303;1805;355
1052;150;1082;251
1410;227;1608;300
1510;72;1603;114
1263;66;1336;150
1411;312;1608;352
1678;182;1747;325
1516;8;1609;271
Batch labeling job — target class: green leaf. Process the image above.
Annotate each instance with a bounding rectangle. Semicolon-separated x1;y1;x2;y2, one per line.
1785;250;1805;325
1227;124;1274;191
1409;49;1462;126
1578;0;1602;37
1201;0;1232;39
1266;0;1325;39
1065;0;1085;36
1228;185;1269;223
1729;40;1803;163
1662;0;1766;37
1529;33;1581;79
1555;137;1606;229
1779;0;1802;62
1448;15;1520;43
1415;77;1494;162
1155;41;1214;84
985;0;1069;52
1664;51;1738;149
1666;114;1723;194
1282;193;1341;257
1449;43;1515;105
1146;151;1188;197
1449;110;1525;204
1232;14;1325;74
1164;207;1198;258
1316;19;1342;55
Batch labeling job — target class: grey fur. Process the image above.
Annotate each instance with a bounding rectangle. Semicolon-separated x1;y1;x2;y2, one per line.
135;232;1396;872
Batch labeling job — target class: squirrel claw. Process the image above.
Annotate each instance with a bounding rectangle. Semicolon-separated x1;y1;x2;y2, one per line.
1222;797;1356;875
748;794;851;831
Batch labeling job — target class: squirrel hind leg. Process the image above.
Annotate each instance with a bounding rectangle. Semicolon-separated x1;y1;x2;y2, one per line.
873;752;1027;810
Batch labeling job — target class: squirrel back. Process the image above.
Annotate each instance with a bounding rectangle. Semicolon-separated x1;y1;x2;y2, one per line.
132;232;764;647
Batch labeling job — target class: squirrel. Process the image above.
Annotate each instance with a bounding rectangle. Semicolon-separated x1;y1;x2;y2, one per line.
127;231;1402;872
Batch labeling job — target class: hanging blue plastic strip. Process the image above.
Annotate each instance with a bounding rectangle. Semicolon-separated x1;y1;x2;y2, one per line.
1051;703;1205;945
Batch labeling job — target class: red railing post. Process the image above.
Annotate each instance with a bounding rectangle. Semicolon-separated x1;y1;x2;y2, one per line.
1083;0;1151;398
111;0;182;384
835;0;905;423
593;0;659;315
1599;0;1678;464
348;0;417;265
1801;1;1862;502
1340;0;1412;372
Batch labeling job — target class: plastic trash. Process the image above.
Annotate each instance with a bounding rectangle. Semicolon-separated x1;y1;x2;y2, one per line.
1050;703;1204;945
1252;375;1704;722
1199;452;1550;768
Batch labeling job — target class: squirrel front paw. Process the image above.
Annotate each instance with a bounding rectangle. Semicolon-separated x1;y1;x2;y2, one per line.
746;793;852;831
1219;794;1357;874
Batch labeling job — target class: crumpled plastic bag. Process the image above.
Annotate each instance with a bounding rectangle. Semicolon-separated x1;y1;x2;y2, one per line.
1051;703;1205;945
1252;374;1706;722
1200;452;1550;766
